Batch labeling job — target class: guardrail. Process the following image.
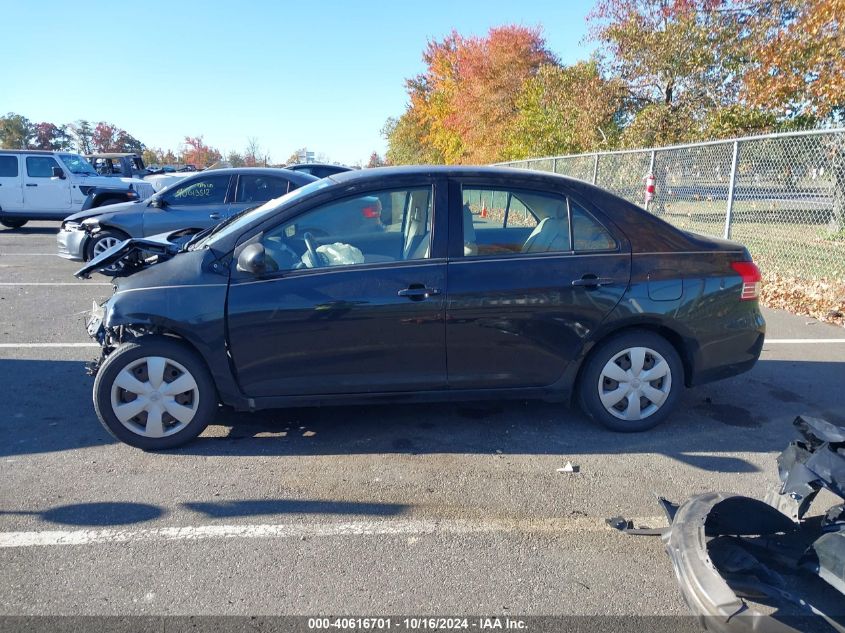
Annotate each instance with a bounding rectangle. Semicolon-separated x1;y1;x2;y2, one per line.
497;129;845;282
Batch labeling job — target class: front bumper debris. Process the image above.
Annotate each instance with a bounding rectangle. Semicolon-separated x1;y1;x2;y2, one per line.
609;415;845;633
56;225;87;261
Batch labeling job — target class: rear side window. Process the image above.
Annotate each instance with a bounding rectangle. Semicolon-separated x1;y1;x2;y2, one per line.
26;156;59;178
235;175;290;203
0;156;18;177
571;202;617;251
461;186;570;256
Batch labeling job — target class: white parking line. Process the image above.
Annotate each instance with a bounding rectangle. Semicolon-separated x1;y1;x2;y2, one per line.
0;516;666;548
765;339;845;344
0;282;111;286
0;343;99;348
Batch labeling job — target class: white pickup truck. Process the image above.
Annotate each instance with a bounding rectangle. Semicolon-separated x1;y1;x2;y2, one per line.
0;150;155;228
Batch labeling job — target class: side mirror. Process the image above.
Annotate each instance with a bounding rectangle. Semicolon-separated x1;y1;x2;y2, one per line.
52;166;66;179
149;197;166;209
237;243;267;274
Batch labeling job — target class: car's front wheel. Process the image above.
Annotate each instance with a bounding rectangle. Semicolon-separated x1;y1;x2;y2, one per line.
0;219;27;229
93;336;218;450
578;330;683;432
86;229;129;274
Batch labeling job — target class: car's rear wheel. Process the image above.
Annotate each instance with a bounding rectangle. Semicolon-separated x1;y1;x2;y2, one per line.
93;336;218;450
86;229;129;274
0;219;27;229
578;330;682;432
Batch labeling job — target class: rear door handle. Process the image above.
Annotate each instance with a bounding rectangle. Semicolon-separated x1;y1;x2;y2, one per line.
26;183;37;187
398;285;441;300
572;275;615;287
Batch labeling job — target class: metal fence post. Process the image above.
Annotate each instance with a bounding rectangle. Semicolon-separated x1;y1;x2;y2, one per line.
592;154;599;184
552;157;558;174
724;141;740;239
646;150;656;211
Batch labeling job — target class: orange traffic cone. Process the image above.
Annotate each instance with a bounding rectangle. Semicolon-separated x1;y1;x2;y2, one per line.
480;202;488;219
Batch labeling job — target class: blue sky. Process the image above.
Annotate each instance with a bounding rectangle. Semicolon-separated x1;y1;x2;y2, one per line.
0;0;596;165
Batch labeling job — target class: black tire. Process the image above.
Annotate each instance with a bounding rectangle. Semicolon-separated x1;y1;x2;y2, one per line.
1;219;27;229
85;229;130;274
93;336;218;450
578;329;683;432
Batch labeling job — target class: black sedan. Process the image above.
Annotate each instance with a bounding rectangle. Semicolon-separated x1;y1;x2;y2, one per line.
81;166;765;450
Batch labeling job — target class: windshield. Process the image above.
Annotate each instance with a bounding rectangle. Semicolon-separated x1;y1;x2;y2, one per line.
199;178;333;248
58;153;98;175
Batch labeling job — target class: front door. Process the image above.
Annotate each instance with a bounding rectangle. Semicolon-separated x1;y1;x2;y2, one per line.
226;184;448;397
22;155;71;212
446;181;631;389
144;173;234;234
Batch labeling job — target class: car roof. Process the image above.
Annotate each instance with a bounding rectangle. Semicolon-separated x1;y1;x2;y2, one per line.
287;163;353;170
192;166;318;181
326;165;579;185
0;149;68;155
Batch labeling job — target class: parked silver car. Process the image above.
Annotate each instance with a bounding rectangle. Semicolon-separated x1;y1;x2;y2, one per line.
57;168;317;273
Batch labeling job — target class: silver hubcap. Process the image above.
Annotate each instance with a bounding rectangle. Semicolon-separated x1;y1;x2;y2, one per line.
598;346;672;421
92;236;120;256
110;356;199;438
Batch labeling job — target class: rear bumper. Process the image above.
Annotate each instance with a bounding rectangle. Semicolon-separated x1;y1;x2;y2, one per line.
689;308;765;386
56;227;87;261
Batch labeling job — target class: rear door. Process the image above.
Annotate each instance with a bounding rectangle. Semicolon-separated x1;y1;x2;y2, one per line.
445;178;631;389
0;154;23;212
144;173;234;234
22;155;72;212
228;174;292;216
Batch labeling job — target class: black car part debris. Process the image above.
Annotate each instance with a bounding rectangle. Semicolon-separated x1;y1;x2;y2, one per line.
609;415;845;633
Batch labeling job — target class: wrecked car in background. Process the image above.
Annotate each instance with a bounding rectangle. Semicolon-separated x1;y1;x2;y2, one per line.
611;415;845;632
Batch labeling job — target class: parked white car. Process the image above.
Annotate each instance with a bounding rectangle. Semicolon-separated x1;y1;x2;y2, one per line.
0;150;155;229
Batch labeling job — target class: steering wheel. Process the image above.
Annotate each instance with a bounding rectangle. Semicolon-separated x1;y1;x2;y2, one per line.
303;232;323;268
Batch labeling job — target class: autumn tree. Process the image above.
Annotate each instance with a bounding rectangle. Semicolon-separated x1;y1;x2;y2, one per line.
0;113;34;149
227;151;246;167
743;0;845;119
181;136;222;167
589;0;756;146
91;122;144;154
387;26;556;165
70;120;94;154
506;61;625;159
366;151;385;168
31;122;72;151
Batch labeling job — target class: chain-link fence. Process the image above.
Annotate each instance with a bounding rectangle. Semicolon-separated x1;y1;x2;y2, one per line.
498;129;845;282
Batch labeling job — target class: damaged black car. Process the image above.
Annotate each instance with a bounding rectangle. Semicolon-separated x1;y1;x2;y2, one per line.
80;166;766;450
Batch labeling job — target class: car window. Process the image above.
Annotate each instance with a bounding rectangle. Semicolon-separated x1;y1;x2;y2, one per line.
461;186;570;256
571;202;617;251
260;187;433;272
162;174;230;206
0;156;18;177
26;156;60;178
235;175;290;203
58;153;97;175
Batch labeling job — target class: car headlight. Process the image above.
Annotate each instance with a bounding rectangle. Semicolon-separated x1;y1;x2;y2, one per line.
81;218;100;230
62;221;81;231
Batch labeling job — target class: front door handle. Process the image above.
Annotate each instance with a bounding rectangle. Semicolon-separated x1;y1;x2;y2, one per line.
26;183;38;187
398;285;441;300
209;213;221;220
572;275;615;287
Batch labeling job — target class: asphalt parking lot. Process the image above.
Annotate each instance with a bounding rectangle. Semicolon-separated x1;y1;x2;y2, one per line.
1;222;844;618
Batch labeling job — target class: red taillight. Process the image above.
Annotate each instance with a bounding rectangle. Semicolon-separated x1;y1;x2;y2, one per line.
731;261;761;300
361;206;380;219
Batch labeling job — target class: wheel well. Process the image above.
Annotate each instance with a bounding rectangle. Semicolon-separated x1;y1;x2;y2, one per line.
573;323;693;400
